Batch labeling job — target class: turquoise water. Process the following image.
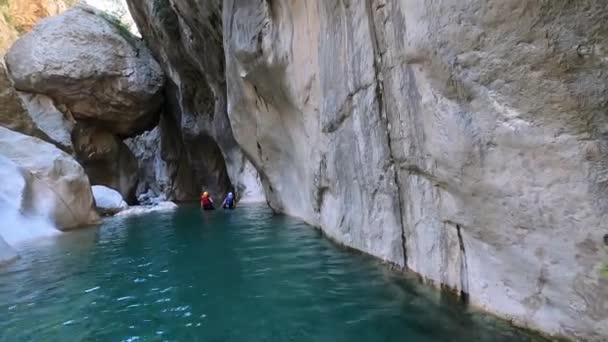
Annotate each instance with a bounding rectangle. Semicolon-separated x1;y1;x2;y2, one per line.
0;204;543;341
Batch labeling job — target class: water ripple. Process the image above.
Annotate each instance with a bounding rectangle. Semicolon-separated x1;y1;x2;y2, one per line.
0;204;545;341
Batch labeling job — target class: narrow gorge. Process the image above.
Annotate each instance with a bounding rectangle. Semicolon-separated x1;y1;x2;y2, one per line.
0;0;606;341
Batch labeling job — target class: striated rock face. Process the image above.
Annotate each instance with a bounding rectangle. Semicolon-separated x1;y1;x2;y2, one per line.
0;126;99;230
73;124;138;202
5;5;164;137
221;1;608;340
125;119;198;203
126;0;264;201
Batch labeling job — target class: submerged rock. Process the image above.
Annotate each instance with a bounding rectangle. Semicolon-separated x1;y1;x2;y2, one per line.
5;5;164;137
0;126;99;230
92;185;128;216
115;201;177;218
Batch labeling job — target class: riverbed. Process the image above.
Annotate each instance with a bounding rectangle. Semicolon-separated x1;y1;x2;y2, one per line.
0;204;544;341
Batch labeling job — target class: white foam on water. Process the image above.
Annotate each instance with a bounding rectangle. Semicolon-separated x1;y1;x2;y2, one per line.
0;156;60;246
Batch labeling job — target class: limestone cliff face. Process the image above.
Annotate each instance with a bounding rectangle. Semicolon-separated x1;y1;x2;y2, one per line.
126;0;264;202
223;1;608;339
126;0;608;339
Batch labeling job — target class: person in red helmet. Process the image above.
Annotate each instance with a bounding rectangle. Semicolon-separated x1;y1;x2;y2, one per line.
201;191;215;210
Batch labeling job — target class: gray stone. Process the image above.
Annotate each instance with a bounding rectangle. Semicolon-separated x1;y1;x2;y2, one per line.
18;93;74;153
5;5;164;137
0;61;75;153
0;126;99;230
92;185;128;215
125;122;197;203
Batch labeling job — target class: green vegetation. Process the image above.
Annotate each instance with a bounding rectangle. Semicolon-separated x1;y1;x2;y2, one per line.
97;10;135;45
0;0;24;36
14;23;24;34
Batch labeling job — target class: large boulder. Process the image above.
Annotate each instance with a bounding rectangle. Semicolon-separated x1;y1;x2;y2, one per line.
73;124;138;202
0;126;99;229
92;185;128;216
5;5;164;137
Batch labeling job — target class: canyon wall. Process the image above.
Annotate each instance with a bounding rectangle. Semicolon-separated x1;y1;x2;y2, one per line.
127;0;608;339
126;0;264;202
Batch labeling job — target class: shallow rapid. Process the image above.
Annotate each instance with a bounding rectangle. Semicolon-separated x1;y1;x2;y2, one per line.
0;204;544;341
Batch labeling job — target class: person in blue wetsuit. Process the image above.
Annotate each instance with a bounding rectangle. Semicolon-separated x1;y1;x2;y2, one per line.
221;192;236;209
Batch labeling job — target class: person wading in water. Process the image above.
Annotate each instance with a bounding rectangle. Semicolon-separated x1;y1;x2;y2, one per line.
201;192;215;210
221;192;236;210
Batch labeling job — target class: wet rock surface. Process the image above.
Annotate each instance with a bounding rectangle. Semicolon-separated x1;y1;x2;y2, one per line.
0;126;99;230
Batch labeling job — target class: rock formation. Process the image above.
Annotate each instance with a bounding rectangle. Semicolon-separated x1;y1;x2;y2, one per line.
0;0;73;152
73;123;138;202
92;185;128;215
0;126;99;230
125;0;608;339
5;5;164;137
0;62;40;137
126;0;265;201
125;120;198;203
4;4;168;202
